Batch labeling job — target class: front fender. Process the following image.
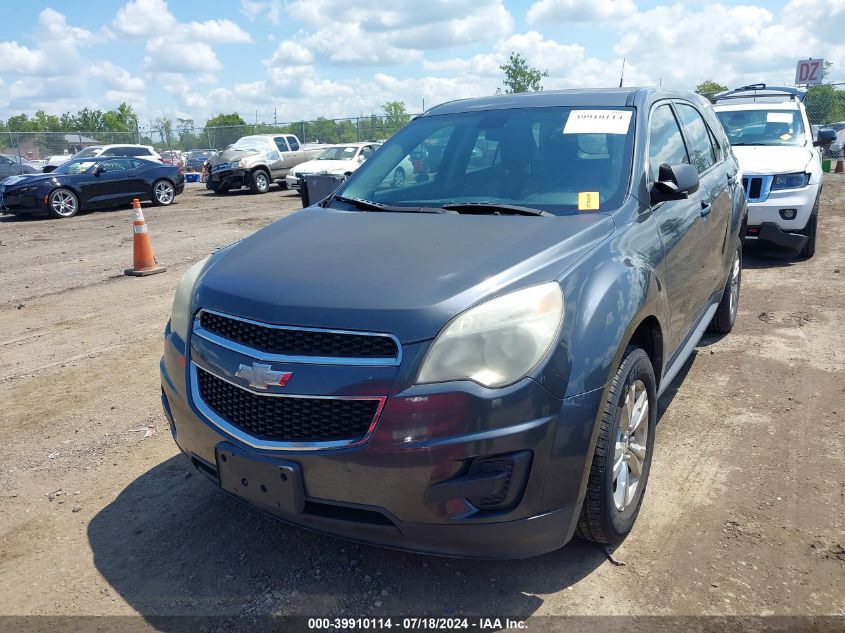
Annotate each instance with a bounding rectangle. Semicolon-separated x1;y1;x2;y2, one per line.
557;226;669;399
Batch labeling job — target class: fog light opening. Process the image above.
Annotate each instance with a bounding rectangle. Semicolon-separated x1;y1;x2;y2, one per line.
779;208;798;220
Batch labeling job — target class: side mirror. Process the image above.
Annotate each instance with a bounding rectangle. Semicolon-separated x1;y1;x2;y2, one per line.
650;163;700;203
357;154;366;163
814;128;836;147
94;164;106;176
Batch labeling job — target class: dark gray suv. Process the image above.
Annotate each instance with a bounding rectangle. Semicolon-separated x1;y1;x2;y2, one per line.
160;88;747;558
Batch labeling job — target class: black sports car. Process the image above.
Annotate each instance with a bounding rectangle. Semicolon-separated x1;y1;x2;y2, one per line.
0;156;185;219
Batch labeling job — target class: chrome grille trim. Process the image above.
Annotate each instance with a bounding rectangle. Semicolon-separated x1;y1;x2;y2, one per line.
193;309;402;367
190;363;386;451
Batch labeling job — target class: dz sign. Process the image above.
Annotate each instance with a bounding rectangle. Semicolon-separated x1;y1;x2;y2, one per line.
795;59;824;85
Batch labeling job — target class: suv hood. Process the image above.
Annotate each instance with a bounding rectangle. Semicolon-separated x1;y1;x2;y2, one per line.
194;207;614;342
731;145;815;175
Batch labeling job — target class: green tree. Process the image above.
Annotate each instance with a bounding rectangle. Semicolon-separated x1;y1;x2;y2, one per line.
695;80;728;100
383;101;410;137
155;116;174;150
804;84;845;125
205;113;247;128
204;113;249;150
497;52;548;94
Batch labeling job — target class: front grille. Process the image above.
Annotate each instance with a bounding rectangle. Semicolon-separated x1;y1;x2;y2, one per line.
743;176;764;201
197;368;380;443
199;311;398;360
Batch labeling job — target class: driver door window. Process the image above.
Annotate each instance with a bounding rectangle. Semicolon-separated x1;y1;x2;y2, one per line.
648;104;690;181
274;137;290;153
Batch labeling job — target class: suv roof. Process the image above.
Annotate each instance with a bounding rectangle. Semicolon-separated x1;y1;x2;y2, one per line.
714;84;807;105
424;87;704;117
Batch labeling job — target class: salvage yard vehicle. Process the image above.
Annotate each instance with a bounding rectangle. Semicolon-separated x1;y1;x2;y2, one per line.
43;144;163;173
161;88;746;558
206;134;325;194
285;142;382;192
0;155;184;219
0;154;39;178
714;84;835;258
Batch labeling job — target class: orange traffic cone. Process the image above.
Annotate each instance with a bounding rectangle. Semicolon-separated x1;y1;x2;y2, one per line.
124;198;166;276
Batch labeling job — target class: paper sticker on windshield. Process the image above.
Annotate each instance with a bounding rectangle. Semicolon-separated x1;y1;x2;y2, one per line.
578;192;600;211
766;112;792;123
780;133;792;141
564;110;632;135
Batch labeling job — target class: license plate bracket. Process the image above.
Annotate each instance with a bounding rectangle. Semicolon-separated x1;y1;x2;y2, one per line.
215;443;305;514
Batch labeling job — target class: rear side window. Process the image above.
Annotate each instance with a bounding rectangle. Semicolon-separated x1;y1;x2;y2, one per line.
274;137;289;152
675;103;716;173
648;104;690;179
104;147;151;157
287;136;300;151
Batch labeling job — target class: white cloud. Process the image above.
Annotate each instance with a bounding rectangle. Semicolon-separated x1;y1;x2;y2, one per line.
280;0;513;66
240;0;283;25
112;0;251;73
527;0;636;24
268;41;314;66
0;9;94;77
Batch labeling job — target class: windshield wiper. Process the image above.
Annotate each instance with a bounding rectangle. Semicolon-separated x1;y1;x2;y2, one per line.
332;195;444;214
441;202;553;217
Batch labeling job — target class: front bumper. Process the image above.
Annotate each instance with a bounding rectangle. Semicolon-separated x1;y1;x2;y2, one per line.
0;189;44;214
159;324;601;559
745;183;817;232
207;167;250;189
285;175;301;190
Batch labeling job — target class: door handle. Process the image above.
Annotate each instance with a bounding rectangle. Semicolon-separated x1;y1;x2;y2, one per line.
700;200;712;217
727;173;737;185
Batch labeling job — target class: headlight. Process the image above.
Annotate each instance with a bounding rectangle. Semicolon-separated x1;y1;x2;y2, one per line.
770;172;810;190
169;255;211;343
229;160;241;169
417;282;564;388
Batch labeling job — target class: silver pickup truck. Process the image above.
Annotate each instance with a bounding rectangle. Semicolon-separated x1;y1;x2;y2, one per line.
206;134;326;194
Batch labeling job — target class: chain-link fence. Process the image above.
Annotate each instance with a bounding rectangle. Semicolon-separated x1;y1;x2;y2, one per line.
145;115;418;155
0;114;417;167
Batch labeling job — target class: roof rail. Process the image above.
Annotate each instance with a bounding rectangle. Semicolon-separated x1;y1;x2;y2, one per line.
714;84;808;103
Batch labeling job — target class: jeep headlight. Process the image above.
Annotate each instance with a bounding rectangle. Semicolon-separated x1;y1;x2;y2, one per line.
417;283;564;388
169;255;211;343
770;172;810;190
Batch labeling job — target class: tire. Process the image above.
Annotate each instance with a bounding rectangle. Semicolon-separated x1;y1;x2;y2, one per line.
151;179;176;206
250;169;271;194
708;242;741;334
577;346;657;544
392;167;405;187
800;213;817;259
47;188;79;219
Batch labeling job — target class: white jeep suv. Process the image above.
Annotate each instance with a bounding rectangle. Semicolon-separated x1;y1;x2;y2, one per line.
714;84;836;258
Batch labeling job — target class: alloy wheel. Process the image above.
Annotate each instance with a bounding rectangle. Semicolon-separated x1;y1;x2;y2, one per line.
51;191;77;217
155;181;174;204
613;379;649;512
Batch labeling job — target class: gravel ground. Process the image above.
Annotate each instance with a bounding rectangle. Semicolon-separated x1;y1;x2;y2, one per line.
0;179;843;628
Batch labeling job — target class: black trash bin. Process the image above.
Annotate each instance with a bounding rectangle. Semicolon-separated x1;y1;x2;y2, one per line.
301;173;345;208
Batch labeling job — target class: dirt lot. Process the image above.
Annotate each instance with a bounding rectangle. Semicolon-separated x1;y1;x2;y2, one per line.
0;180;843;628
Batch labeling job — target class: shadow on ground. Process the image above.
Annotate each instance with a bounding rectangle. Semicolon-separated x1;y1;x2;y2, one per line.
88;455;608;629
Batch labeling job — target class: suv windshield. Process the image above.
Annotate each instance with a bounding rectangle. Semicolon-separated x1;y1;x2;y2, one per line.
335;106;635;215
230;136;269;152
317;146;362;160
715;109;806;147
73;147;101;159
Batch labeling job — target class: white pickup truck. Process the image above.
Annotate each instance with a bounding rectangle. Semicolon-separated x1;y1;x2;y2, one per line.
206;134;327;194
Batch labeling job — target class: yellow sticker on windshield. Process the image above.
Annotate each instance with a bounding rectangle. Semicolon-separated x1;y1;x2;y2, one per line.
578;192;600;211
780;133;792;141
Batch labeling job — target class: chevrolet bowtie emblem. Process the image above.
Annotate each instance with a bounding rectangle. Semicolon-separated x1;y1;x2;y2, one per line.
235;362;293;390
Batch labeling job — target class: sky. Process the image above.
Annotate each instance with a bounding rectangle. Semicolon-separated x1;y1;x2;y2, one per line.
0;0;842;126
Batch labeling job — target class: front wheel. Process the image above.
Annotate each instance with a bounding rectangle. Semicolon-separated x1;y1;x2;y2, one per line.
250;169;270;194
152;179;175;206
392;167;405;187
47;188;79;219
708;243;741;334
800;213;817;259
577;346;657;544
